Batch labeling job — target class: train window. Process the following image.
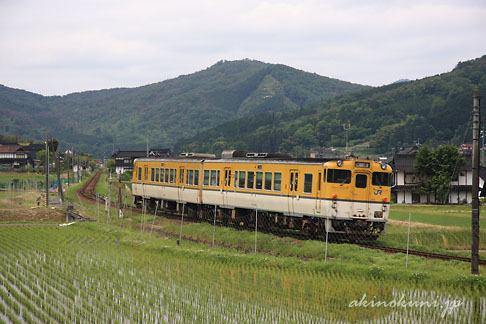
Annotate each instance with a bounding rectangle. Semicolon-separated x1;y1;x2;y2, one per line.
194;170;199;186
186;169;190;185
274;172;282;191
247;171;254;189
355;174;367;188
323;169;326;183
234;171;238;188
144;167;148;180
150;168;155;182
204;170;210;186
210;170;217;186
303;174;313;194
138;167;142;181
174;170;177;183
169;169;174;184
217;170;221;187
372;172;392;186
255;172;263;190
156;168;160;182
290;173;294;191
318;172;321;191
160;168;164;183
164;168;169;183
294;173;298;191
239;171;246;188
188;170;194;185
180;169;184;184
264;172;272;190
327;169;351;184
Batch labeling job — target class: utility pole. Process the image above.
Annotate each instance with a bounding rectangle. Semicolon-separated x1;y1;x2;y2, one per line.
67;150;70;188
343;121;350;156
55;145;64;203
472;89;481;275
118;173;122;219
107;170;111;221
45;134;49;207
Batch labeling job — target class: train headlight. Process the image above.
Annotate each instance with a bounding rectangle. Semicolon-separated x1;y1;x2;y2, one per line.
381;163;387;170
337;160;343;167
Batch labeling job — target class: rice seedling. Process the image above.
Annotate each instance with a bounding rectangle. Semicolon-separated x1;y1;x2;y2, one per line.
0;222;483;323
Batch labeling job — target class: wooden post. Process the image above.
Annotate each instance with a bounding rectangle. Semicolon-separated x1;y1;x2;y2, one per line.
55;147;64;203
472;90;481;275
45;134;49;207
118;173;122;218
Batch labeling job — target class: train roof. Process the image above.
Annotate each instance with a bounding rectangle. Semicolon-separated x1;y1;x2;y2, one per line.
133;156;387;167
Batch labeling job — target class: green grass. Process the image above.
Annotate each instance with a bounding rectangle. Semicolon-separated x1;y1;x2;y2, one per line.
1;174;485;323
0;172;46;183
390;209;483;227
0;221;484;323
94;171;134;207
385;204;486;254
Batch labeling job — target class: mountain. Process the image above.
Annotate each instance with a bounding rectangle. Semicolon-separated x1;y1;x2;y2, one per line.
0;59;367;157
174;55;486;157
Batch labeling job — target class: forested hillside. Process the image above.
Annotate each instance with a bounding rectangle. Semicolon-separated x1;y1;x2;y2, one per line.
174;56;486;157
0;60;366;156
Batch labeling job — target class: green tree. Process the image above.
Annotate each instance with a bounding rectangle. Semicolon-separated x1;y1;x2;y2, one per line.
105;158;115;170
414;144;465;204
36;150;54;167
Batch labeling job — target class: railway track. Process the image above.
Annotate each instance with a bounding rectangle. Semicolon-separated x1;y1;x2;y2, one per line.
79;170;485;265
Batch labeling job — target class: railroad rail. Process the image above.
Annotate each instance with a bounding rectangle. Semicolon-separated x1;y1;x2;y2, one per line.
79;170;485;265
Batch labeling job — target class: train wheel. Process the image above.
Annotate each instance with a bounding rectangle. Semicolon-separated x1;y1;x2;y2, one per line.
302;222;317;238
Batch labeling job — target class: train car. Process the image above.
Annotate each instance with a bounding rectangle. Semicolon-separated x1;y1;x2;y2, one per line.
131;152;392;238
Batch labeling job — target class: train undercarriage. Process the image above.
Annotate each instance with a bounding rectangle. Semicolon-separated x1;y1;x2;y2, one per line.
134;196;385;241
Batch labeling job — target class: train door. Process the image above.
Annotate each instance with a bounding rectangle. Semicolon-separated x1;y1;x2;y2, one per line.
178;166;185;203
352;171;370;218
315;171;322;213
287;169;299;216
222;167;232;207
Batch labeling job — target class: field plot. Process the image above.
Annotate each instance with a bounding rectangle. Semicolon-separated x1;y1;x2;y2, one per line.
383;204;486;254
0;222;484;324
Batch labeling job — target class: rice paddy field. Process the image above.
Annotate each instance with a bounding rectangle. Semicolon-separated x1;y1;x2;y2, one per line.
0;171;485;323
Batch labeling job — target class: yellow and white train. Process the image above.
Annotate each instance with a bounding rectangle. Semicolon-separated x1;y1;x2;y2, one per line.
132;151;392;238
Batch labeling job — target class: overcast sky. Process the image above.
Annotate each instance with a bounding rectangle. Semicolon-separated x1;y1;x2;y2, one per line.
1;0;485;96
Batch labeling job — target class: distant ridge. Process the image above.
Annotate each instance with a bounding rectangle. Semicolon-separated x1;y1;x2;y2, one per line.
0;59;368;156
392;79;410;84
174;55;486;157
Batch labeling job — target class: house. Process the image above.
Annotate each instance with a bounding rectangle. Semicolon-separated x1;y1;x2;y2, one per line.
112;148;171;174
390;145;486;204
0;145;30;169
21;143;45;168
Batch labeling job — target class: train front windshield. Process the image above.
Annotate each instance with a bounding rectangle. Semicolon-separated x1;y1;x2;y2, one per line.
371;172;392;186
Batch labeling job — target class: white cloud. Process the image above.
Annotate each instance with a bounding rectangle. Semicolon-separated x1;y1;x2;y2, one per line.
0;0;485;95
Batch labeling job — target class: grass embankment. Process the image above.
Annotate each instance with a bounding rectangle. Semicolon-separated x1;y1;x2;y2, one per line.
95;171;134;207
88;180;486;284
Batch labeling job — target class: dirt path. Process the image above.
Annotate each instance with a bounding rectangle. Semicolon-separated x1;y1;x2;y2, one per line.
0;194;65;223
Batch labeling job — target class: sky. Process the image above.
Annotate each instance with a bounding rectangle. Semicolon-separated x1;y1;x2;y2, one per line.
1;0;485;96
